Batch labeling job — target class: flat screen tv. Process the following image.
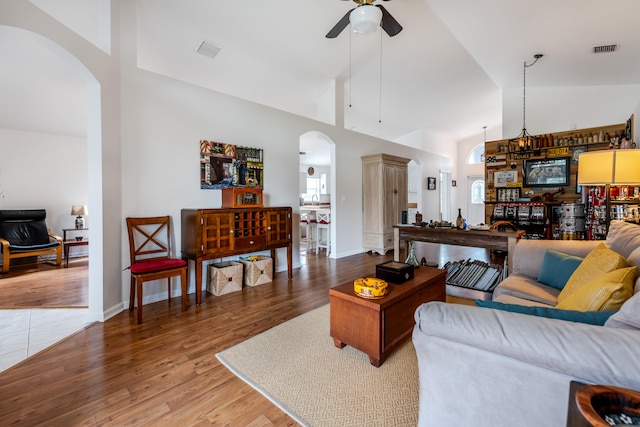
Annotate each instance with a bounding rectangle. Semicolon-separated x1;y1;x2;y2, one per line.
523;157;570;187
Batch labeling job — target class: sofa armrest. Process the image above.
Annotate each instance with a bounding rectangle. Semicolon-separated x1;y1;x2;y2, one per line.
511;239;600;278
414;302;640;390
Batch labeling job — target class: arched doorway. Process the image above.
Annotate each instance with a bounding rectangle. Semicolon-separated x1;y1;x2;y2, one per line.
299;131;336;258
0;25;104;321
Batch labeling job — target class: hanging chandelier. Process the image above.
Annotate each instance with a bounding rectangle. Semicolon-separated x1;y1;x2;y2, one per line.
510;54;543;151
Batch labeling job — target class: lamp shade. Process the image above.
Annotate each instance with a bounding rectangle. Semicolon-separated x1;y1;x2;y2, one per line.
71;205;88;216
577;151;614;185
613;150;640;185
578;150;640;185
350;5;382;34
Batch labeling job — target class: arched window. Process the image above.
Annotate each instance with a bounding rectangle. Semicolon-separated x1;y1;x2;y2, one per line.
467;144;485;165
471;180;485;204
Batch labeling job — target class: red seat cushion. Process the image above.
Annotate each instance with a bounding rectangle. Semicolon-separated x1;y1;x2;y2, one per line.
131;258;187;274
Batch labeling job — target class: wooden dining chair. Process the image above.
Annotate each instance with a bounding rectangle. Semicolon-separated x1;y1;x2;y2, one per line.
126;216;188;324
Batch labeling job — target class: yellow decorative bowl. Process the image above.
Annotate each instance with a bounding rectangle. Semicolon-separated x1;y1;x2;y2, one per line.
354;277;388;299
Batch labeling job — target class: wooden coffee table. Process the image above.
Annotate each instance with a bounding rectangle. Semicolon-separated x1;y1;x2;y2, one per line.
329;266;446;367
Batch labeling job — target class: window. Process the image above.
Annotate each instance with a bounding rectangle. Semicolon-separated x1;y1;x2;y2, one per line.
302;177;321;202
471;180;485;204
467;144;485;164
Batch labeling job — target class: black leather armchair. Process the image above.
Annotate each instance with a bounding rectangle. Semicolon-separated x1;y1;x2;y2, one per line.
0;209;62;273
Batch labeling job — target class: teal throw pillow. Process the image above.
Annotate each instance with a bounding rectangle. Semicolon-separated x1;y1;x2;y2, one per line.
475;299;616;326
536;249;584;290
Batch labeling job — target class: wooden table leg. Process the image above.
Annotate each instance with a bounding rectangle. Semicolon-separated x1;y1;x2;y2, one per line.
333;338;346;349
64;244;71;267
369;355;383;368
195;259;203;305
394;227;400;262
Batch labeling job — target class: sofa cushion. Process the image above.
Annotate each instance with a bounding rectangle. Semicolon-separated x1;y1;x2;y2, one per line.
492;275;560;306
626;247;640;294
537;249;583;290
491;294;555;307
510;239;598;278
476;299;616;325
606;220;640;259
558;243;628;304
605;292;640;330
555;267;637;311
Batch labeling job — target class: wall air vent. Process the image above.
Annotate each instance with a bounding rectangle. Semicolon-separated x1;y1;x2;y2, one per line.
593;44;618;54
196;39;222;59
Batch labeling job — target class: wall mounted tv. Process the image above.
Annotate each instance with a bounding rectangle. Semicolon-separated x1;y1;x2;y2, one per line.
523;157;570;187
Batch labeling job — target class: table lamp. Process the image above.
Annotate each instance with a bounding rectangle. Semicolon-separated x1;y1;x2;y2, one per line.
578;149;640;233
71;205;88;229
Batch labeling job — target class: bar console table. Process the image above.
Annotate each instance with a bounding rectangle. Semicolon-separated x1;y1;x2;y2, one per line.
62;228;89;267
393;225;524;267
181;207;292;305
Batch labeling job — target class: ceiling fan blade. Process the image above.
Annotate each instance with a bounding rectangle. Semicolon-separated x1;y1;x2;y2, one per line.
326;9;354;38
377;4;402;37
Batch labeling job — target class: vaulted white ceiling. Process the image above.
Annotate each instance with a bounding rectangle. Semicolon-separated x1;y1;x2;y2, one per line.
2;0;640;158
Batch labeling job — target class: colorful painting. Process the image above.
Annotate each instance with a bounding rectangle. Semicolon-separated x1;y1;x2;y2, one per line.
200;140;264;189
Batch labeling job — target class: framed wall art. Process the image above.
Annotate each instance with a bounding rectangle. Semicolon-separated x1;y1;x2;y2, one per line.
200;140;264;189
494;170;518;188
427;177;436;190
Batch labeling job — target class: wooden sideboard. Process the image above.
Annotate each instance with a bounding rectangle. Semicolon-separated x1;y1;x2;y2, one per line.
181;207;292;304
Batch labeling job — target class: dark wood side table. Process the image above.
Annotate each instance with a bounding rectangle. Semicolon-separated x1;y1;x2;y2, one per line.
62;228;89;267
329;266;446;367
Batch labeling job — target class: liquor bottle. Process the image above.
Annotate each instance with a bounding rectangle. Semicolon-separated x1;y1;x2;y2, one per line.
456;209;464;230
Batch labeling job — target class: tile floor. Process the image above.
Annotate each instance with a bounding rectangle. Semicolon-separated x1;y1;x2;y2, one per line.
0;308;90;373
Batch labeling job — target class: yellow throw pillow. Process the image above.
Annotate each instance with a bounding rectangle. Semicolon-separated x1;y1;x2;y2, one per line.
556;267;637;311
557;243;628;304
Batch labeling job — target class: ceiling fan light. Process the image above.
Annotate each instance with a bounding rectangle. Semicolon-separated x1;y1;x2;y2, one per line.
350;5;382;34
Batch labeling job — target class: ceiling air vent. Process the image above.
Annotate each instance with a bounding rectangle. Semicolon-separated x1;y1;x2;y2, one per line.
593;44;618;54
196;39;222;59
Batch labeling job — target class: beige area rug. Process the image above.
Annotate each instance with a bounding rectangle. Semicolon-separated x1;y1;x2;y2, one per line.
216;305;419;426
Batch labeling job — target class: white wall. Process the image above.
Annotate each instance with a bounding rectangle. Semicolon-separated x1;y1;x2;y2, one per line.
503;85;640;137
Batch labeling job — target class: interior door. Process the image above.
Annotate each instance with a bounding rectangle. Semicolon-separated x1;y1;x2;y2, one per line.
466;175;486;226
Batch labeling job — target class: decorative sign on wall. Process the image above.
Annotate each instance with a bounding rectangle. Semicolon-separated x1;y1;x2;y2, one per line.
494;171;518;188
200;140;264;189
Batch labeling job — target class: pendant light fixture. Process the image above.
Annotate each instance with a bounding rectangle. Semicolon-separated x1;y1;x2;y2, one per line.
510;54;543;151
350;4;383;35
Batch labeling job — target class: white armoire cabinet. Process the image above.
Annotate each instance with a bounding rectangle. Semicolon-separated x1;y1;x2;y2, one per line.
362;153;410;255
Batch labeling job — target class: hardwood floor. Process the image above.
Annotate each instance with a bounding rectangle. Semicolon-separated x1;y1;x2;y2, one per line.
0;258;88;308
0;244;495;426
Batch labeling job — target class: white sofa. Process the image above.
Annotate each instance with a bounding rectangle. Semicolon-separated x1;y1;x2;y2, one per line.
412;221;640;426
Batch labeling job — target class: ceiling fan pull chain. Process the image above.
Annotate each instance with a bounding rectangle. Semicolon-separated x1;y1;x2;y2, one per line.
349;29;352;108
379;28;383;123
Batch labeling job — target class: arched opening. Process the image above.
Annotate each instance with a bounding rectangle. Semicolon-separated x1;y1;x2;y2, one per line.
0;25;103;322
299;131;336;258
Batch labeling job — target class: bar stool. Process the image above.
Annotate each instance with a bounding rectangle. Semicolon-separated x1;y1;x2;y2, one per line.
300;210;317;252
315;208;331;256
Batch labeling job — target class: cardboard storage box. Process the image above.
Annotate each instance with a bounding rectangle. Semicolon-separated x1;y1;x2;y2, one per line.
376;261;414;284
207;261;243;296
239;256;273;287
